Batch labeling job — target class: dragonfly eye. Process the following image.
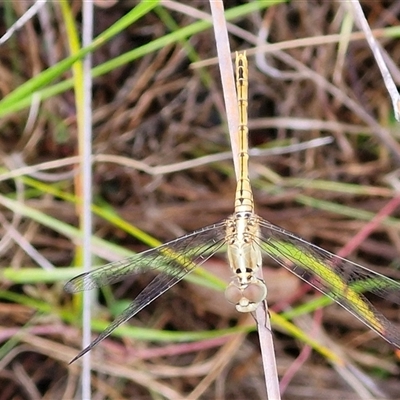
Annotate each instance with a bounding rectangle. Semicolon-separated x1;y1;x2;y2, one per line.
225;278;267;312
241;279;267;305
225;280;243;305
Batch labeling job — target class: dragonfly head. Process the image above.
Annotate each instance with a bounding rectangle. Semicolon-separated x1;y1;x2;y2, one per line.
225;276;267;312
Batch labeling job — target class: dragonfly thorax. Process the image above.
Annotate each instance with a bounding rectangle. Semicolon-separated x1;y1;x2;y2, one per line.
224;213;267;312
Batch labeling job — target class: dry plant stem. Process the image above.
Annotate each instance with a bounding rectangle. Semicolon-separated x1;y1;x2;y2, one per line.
13;333;184;399
0;212;55;270
209;0;239;178
129;337;229;360
210;1;280;398
347;0;400;120
337;194;400;258
333;10;353;86
0;0;48;45
79;1;94;398
341;365;385;399
272;50;400;163
278;308;324;394
255;300;281;400
3;153;75;182
0;136;332;182
184;331;248;400
0;153;24;254
162;0;258;46
13;362;42;399
293;315;384;399
279;327;313;394
255;8;303;80
253;16;400;163
193;28;399;70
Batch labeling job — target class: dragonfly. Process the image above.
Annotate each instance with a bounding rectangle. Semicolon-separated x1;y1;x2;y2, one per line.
65;52;400;363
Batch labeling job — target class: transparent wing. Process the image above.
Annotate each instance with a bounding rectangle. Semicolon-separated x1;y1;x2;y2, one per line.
257;218;400;348
65;221;227;362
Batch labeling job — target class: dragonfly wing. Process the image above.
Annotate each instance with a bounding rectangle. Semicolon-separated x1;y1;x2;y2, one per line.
65;221;227;292
257;218;400;348
66;221;227;362
69;271;205;362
